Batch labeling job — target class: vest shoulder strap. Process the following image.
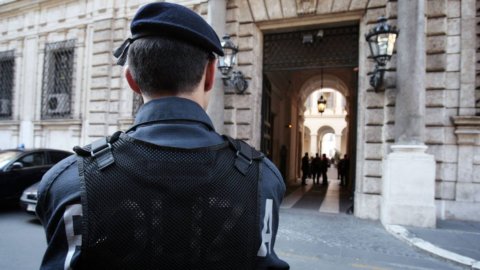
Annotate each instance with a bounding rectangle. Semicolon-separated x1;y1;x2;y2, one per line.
73;131;123;170
223;135;264;176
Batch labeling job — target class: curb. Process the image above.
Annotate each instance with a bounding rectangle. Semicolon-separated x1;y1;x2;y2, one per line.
385;225;480;270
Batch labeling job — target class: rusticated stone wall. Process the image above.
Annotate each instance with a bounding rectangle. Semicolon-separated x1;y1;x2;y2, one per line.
0;0;478;221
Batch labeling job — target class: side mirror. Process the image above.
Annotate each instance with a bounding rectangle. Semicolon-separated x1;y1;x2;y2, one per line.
11;162;24;170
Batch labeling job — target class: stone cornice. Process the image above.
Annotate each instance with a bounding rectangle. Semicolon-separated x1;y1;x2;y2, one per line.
452;116;480;128
452;116;480;145
0;120;20;127
33;119;82;127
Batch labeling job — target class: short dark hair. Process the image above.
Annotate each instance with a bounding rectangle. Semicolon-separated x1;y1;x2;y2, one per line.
127;36;213;95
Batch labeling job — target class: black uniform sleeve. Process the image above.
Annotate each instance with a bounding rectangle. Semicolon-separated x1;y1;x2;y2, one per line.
255;158;290;269
36;155;83;270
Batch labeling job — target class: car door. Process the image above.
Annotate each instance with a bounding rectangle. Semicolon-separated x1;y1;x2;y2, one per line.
47;150;71;166
9;151;48;199
0;151;21;200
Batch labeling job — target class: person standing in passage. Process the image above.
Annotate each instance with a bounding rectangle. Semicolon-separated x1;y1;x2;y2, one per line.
312;153;321;185
320;153;330;185
301;152;309;185
339;154;350;186
337;157;343;180
337;155;344;183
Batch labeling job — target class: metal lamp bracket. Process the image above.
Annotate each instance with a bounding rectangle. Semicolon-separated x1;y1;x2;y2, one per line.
368;64;386;91
222;70;248;94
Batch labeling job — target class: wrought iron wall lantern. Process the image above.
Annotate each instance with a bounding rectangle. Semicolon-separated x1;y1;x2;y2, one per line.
217;35;248;94
365;17;399;91
317;95;327;114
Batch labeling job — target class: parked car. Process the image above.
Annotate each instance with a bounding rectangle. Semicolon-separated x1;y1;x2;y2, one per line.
0;149;71;204
20;182;39;214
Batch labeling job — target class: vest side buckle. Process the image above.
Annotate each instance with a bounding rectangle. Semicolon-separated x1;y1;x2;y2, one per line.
235;150;252;176
90;138;115;170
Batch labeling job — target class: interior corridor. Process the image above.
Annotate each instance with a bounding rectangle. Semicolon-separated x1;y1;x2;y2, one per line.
281;169;352;214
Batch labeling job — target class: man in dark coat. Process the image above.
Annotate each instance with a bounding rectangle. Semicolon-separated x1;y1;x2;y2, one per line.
320;153;330;185
339;154;350;186
301;152;309;185
312;153;321;185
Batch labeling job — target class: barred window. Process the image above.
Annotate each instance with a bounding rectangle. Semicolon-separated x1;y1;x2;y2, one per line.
0;50;14;120
41;40;76;119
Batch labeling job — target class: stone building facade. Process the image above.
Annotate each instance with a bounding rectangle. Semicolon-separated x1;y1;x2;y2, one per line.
0;0;479;223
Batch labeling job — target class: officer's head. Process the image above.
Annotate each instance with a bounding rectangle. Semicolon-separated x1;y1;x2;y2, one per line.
114;2;223;105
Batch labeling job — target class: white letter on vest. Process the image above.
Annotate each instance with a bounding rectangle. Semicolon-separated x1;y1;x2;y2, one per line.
257;199;273;257
63;204;83;270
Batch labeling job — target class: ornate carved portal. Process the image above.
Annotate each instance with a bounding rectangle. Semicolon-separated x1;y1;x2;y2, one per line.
263;25;359;71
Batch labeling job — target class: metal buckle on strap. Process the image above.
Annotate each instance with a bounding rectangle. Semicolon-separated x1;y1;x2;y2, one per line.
91;142;112;158
236;150;253;165
90;138;115;170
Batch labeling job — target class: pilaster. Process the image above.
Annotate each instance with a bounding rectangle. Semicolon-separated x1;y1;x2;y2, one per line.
309;133;318;156
381;0;436;228
206;0;226;134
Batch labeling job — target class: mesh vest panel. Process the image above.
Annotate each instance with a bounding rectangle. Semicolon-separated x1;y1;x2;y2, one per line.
78;134;260;270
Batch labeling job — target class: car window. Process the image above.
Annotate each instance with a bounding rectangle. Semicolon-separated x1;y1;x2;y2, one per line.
49;151;71;164
0;151;20;169
18;152;46;168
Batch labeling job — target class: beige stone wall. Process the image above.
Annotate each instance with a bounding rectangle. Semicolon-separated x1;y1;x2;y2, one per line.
425;0;460;215
1;0;479;221
228;0;384;219
229;0;478;221
0;0;150;150
353;0;390;220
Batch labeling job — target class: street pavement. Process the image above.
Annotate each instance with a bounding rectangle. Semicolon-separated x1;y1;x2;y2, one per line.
407;219;480;262
278;169;479;270
389;219;480;269
275;208;465;269
0;204;45;270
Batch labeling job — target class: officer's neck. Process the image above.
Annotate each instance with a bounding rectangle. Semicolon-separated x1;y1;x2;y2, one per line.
142;85;208;110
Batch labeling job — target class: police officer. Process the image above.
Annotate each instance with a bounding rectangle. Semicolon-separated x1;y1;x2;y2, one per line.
36;2;289;269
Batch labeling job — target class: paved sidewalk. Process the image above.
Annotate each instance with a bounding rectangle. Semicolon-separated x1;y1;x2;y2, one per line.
275;208;464;269
387;220;480;270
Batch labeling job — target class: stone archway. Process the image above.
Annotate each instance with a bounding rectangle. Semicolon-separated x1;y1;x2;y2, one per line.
316;125;335;156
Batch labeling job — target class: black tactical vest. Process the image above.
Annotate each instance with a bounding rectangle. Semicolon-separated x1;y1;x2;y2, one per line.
74;132;263;270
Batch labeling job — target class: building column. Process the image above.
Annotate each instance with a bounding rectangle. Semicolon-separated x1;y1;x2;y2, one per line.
334;92;342;114
19;37;37;148
206;0;226;133
335;134;342;154
459;0;477;116
309;133;318;156
381;0;436;228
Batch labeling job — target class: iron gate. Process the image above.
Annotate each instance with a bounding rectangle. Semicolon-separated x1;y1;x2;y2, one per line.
263;25;359;71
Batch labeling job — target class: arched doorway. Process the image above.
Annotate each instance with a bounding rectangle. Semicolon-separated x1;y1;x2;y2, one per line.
261;24;358;214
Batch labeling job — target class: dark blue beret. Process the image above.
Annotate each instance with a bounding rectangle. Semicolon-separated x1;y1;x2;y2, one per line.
114;2;223;65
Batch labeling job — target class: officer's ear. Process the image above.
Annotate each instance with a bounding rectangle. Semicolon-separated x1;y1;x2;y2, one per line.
203;58;216;92
124;66;141;94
